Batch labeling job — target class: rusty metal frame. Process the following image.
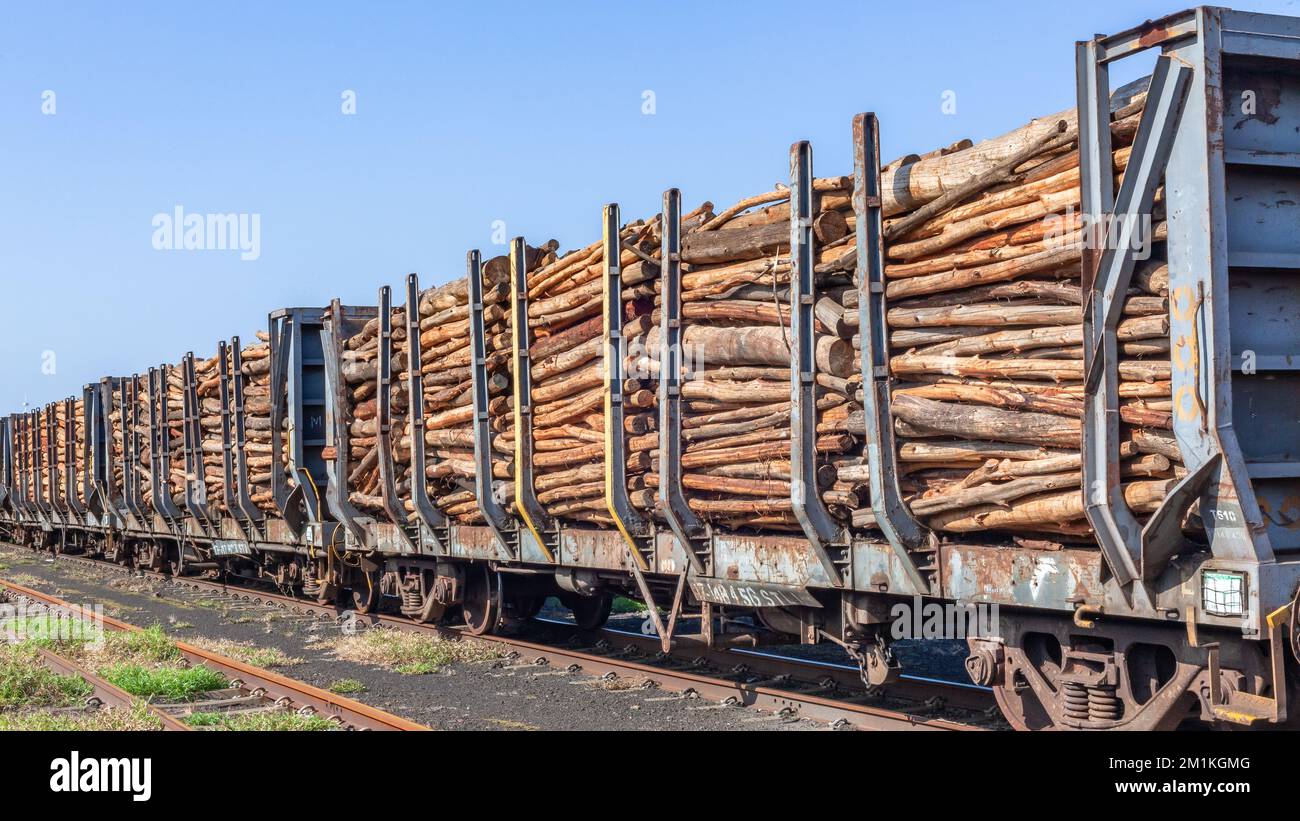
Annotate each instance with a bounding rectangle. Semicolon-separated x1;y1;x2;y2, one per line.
82;384;107;527
42;404;65;527
93;379;121;528
121;377;147;526
17;413;36;521
148;366;185;531
852;114;937;596
788;141;846;588
179;353;215;533
5;416;23;519
321;299;376;549
228;341;265;531
32;409;47;524
268;314;296;524
0;416;11;514
602;203;654;573
21;412;39;522
467;250;518;557
22;411;38;521
1080;49;1192;587
657;188;709;575
402;273;448;553
51;401;71;525
11;415;26;520
374;285;418;553
145;370;165;518
509;236;557;562
62;396;86;526
215;341;252;540
33;409;53;527
261;307;330;540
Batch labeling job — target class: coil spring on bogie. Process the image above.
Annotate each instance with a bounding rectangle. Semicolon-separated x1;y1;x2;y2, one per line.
1088;684;1122;721
1062;681;1090;721
301;571;321;597
401;585;421;612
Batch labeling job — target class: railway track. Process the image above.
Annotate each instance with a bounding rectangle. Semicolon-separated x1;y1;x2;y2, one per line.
30;644;194;730
4;544;1002;731
0;573;428;731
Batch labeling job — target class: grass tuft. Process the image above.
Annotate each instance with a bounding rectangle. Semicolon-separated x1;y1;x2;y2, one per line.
186;637;302;668
0;646;93;708
327;678;367;695
183;710;337;731
98;663;227;701
327;627;501;674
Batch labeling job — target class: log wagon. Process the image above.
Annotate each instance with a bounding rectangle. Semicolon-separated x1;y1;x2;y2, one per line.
1;6;1297;731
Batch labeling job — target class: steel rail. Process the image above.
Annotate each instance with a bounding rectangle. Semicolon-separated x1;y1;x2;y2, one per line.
8;548;993;730
0;575;429;731
32;645;193;731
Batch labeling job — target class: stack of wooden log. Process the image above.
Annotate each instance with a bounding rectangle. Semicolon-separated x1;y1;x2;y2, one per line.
340;311;383;514
410;255;520;524
109;382;125;505
49;404;64;506
132;378;153;511
620;187;861;532
72;398;86;504
164;362;187;509
841;82;1180;541
238;335;279;513
337;256;524;525
509;227;658;527
193;352;226;513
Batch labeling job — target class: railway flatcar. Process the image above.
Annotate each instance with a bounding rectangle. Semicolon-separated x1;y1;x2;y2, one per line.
1;6;1297;731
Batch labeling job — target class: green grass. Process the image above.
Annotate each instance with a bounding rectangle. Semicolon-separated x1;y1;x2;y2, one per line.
111;626;184;664
182;711;337;731
327;678;367;695
394;662;439;676
0;646;93;708
611;596;647;614
98;663;227;701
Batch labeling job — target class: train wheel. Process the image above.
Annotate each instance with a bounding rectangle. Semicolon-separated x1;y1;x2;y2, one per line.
141;542;163;572
168;544;187;577
350;568;382;615
992;676;1053;732
566;593;613;631
460;564;500;636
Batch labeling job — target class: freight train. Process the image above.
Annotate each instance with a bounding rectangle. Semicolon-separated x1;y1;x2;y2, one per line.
1;7;1297;730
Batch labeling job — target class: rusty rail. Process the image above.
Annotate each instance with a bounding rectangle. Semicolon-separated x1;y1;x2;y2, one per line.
32;646;193;731
0;574;429;731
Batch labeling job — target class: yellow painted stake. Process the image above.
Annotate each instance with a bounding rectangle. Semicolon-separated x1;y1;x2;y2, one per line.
601;205;650;573
509;238;555;563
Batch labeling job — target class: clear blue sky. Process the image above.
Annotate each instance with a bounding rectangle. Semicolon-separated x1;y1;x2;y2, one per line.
2;0;1296;411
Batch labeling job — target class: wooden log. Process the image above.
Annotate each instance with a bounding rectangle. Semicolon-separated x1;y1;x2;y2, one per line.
927;480;1170;532
891;394;1080;447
